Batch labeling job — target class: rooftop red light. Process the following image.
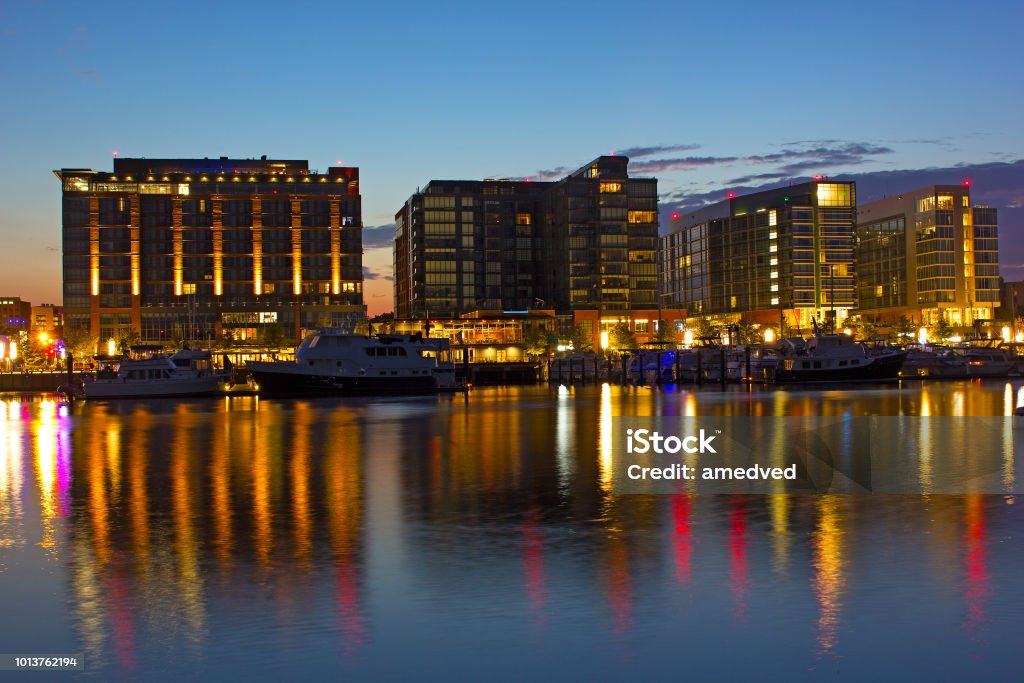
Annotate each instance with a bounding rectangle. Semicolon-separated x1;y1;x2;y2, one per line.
727;192;735;199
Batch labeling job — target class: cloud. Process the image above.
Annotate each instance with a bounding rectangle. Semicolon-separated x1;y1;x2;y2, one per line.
725;172;795;185
532;166;571;180
363;266;394;282
615;143;701;158
362;223;395;249
624;141;894;178
745;142;894;172
629;156;740;174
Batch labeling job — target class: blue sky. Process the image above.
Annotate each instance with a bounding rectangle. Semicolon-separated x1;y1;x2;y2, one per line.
2;0;1022;313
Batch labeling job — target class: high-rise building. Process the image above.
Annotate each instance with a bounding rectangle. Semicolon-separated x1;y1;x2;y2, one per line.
394;156;672;346
662;181;856;333
856;184;999;328
55;157;365;347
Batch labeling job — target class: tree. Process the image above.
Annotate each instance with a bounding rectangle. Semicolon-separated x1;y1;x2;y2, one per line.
214;329;237;351
608;322;636;352
19;336;48;371
117;330;141;355
932;315;954;343
694;317;720;343
891;315;915;343
852;316;880;340
655;320;678;345
61;326;98;362
565;323;594;353
259;322;287;351
522;327;550;357
734;319;757;345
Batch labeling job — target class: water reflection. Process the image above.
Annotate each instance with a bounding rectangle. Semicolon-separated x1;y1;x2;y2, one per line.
0;384;1019;680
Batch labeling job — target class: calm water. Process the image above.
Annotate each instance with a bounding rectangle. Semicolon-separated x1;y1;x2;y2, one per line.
1;382;1022;681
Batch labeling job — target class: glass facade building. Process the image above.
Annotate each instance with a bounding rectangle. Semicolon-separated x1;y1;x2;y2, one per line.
661;181;856;332
856;184;999;327
55;157;365;347
394;156;660;327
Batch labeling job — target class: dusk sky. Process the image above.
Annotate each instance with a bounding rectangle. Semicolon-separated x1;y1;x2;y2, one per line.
2;1;1022;315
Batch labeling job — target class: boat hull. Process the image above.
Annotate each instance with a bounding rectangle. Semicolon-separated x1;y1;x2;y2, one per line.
248;364;458;396
774;352;907;384
83;377;222;399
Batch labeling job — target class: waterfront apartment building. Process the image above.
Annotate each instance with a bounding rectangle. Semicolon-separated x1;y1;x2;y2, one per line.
31;304;63;339
856;184;999;328
661;181;856;333
395;156;677;346
55;157;365;347
0;297;32;335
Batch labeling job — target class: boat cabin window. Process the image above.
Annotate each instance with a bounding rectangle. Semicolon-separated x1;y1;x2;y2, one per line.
802;361;810;369
365;347;407;357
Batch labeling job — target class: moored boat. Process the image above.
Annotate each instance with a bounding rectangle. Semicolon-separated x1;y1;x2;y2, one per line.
246;331;460;396
774;334;906;383
83;346;224;399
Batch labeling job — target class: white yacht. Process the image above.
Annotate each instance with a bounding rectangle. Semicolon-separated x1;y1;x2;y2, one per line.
83;346;224;399
246;331;460;395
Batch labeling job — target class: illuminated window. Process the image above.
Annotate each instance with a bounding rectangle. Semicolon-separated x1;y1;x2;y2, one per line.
177;184;190;195
628;210;656;223
770;271;778;279
771;297;779;305
770;258;778;266
962;195;969;208
816;183;853;207
63;177;89;192
263;283;275;294
599;182;622;193
771;284;778;292
769;230;777;240
769;209;777;227
769;245;777;253
516;213;532;225
917;196;936;214
937;194;954;210
182;283;196;295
